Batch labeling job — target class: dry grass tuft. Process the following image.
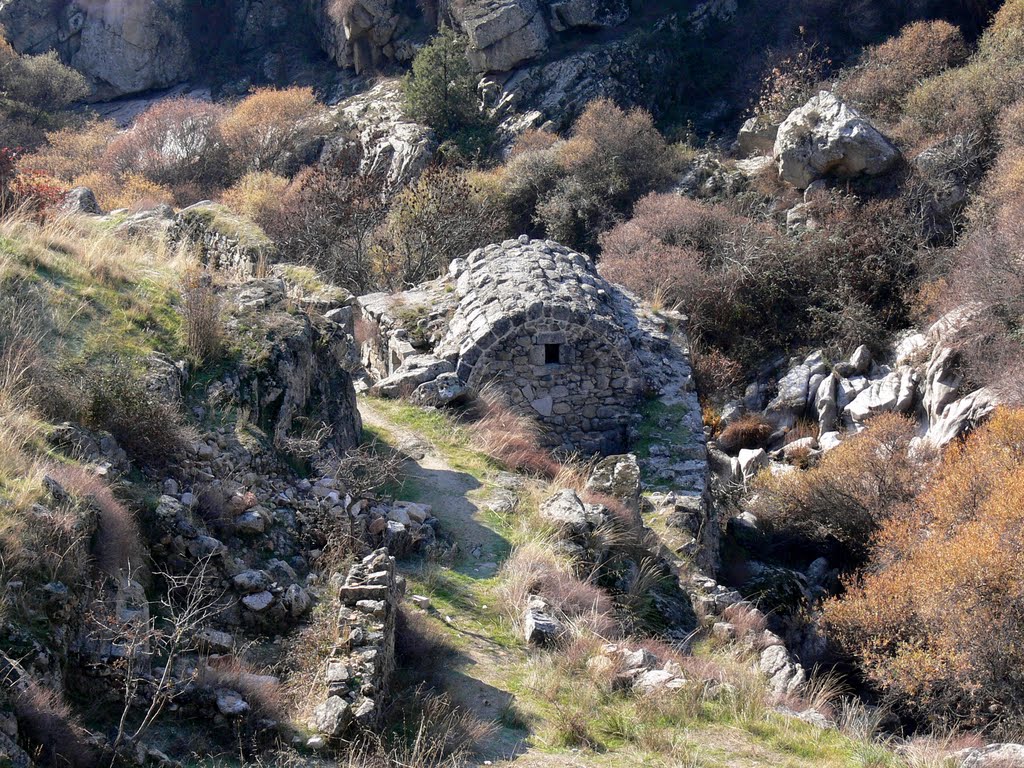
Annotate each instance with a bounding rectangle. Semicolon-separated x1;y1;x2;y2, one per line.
468;386;562;479
498;541;617;639
717;413;774;454
45;463;146;580
12;681;98;768
198;656;286;720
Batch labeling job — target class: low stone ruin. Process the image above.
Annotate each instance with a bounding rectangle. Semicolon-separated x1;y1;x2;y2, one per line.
311;548;404;740
357;236;704;457
167;203;275;279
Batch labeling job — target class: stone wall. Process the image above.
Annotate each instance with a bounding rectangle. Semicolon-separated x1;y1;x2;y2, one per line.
311;548;404;739
167;204;274;280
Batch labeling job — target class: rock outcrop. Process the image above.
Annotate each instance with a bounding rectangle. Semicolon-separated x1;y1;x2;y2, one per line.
0;0;193;100
326;80;436;192
774;91;900;189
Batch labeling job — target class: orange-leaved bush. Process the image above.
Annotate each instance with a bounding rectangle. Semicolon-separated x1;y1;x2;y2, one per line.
219;87;326;175
748;413;918;562
825;408;1024;730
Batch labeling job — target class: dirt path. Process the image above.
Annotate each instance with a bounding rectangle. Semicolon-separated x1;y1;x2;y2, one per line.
358;399;531;764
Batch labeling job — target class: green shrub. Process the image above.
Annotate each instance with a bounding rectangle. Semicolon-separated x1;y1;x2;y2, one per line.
402;27;494;156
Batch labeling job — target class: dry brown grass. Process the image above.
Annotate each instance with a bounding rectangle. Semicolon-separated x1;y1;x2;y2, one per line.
11;680;98;768
717;413;774;454
468;386;562;479
198;656;286;720
498;541;617;640
180;267;223;365
45;463;146;580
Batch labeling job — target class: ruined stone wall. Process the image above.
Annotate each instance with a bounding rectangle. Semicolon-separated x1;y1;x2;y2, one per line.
312;548;404;739
167;204;273;280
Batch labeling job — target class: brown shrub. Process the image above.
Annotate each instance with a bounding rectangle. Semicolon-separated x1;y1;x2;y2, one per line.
940;198;1024;404
77;359;189;470
978;0;1024;61
219;171;289;230
270;158;386;293
824;408;1024;730
509;128;559;158
534;99;674;250
103;98;229;195
377;167;497;289
180;268;223;365
904;58;1024;143
838;21;968;120
717;414;774;454
220;87;326;175
750;413;918;562
19;119;118;184
691;348;744;405
755;38;831;122
597;221;703;310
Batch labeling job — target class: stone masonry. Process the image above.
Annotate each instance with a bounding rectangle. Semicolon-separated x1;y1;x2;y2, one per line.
312;548;404;739
357;236;698;455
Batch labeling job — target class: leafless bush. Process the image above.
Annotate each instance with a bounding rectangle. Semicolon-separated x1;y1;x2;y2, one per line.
77;358;189;470
316;441;405;499
180;268;222;365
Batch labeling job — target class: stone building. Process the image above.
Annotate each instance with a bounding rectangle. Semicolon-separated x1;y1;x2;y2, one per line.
357;236;701;455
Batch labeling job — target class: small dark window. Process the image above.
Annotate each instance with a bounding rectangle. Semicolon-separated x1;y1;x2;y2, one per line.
545;343;561;364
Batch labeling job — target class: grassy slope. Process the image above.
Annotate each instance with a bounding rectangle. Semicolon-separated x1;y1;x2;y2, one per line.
358;396;903;768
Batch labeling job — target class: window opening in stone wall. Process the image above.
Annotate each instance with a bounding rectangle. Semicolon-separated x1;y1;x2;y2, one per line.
545;343;561;364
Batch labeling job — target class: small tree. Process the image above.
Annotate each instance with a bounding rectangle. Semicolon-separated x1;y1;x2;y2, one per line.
402;27;493;155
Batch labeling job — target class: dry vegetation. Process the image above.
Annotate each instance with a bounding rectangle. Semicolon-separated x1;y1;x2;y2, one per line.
826;409;1024;732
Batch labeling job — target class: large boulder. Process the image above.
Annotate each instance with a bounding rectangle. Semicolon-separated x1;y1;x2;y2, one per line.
774;91;900;189
955;744;1024;768
737;116;779;157
456;0;550;72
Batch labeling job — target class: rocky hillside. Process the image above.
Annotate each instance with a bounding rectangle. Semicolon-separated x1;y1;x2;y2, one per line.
4;1;1024;767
